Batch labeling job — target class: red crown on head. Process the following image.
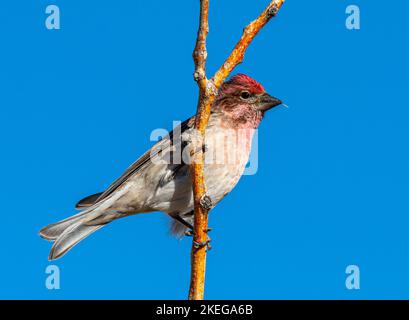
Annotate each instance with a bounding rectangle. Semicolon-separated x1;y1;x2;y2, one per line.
227;74;265;94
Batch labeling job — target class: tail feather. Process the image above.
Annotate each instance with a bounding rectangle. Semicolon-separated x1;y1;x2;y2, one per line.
40;208;108;260
39;211;89;241
48;222;104;260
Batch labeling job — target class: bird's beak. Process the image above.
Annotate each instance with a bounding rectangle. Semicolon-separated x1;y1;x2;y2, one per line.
258;93;282;112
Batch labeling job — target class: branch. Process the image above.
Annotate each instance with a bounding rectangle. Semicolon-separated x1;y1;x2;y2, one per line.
189;0;285;300
189;0;211;301
193;0;209;93
213;0;286;88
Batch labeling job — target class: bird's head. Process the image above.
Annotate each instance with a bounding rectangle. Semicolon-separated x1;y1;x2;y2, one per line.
214;74;282;128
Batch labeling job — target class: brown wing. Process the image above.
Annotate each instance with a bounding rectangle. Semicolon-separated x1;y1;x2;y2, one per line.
75;117;195;209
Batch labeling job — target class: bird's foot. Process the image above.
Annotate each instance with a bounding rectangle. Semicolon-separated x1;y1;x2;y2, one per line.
185;228;212;237
200;194;213;211
193;238;212;251
185;229;194;237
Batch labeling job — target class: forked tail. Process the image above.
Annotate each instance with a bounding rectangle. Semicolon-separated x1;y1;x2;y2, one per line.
39;209;105;260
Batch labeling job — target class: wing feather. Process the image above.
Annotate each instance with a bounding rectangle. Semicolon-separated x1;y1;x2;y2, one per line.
91;117;195;205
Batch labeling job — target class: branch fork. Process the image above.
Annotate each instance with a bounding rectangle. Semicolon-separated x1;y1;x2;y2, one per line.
189;0;286;300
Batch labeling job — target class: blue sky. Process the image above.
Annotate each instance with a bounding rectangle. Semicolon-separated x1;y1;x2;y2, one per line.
0;0;408;299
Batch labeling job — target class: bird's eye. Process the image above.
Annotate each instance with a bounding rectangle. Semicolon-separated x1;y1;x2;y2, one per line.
240;91;251;100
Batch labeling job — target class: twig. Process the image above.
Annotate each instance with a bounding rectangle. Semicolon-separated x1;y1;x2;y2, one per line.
189;0;286;300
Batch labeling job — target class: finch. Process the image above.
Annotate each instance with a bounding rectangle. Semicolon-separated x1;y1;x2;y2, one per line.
39;74;282;260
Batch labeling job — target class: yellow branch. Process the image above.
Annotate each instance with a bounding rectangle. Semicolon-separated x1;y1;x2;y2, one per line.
189;0;286;300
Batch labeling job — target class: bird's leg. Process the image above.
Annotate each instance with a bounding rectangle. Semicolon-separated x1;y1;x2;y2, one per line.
171;214;194;232
182;209;212;237
181;211;195;237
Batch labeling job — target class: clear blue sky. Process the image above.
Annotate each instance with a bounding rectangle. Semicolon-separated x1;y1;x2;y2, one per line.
0;0;408;299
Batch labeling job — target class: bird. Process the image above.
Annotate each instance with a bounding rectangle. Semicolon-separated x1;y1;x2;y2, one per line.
39;74;282;260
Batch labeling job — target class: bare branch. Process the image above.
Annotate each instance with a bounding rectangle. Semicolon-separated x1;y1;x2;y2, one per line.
189;0;211;301
213;0;286;88
189;0;285;300
193;0;209;90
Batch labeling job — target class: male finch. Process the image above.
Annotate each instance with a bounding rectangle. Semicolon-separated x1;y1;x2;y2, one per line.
39;74;282;260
